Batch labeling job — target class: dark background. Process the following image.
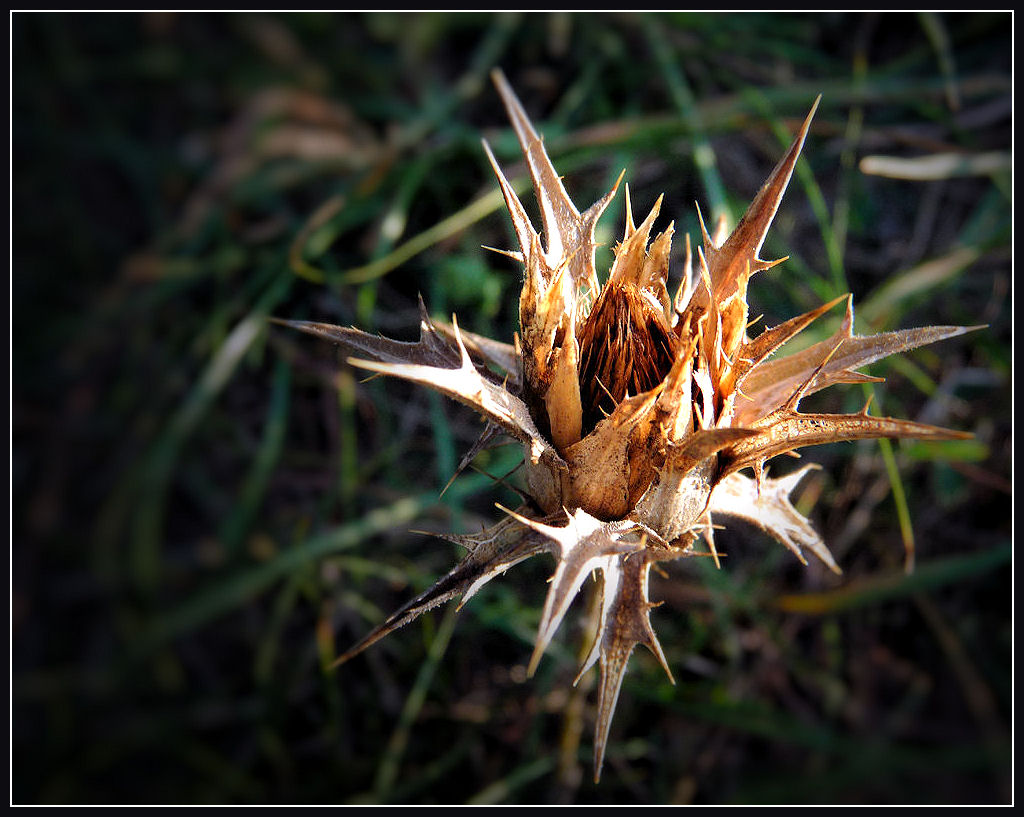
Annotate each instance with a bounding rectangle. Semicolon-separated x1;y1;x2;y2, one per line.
13;12;1012;804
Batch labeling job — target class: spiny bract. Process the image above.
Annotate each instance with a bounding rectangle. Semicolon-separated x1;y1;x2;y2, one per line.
279;70;975;781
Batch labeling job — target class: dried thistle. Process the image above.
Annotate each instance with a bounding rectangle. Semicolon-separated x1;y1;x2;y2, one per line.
277;71;976;781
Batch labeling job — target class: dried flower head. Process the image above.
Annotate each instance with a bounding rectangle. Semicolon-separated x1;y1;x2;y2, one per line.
277;70;975;781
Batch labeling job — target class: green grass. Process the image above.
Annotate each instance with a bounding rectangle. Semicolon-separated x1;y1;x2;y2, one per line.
13;11;1011;805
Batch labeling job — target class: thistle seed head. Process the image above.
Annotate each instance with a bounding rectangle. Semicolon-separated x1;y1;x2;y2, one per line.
277;69;977;781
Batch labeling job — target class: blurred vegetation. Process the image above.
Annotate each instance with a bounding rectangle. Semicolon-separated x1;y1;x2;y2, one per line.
13;11;1011;805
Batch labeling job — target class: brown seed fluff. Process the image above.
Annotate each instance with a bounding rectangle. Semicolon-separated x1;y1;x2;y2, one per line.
577;281;680;434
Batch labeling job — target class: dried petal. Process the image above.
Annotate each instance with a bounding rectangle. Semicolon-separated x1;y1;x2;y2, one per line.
577;548;675;782
335;512;551;666
708;465;839;572
348;316;564;471
498;506;645;676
